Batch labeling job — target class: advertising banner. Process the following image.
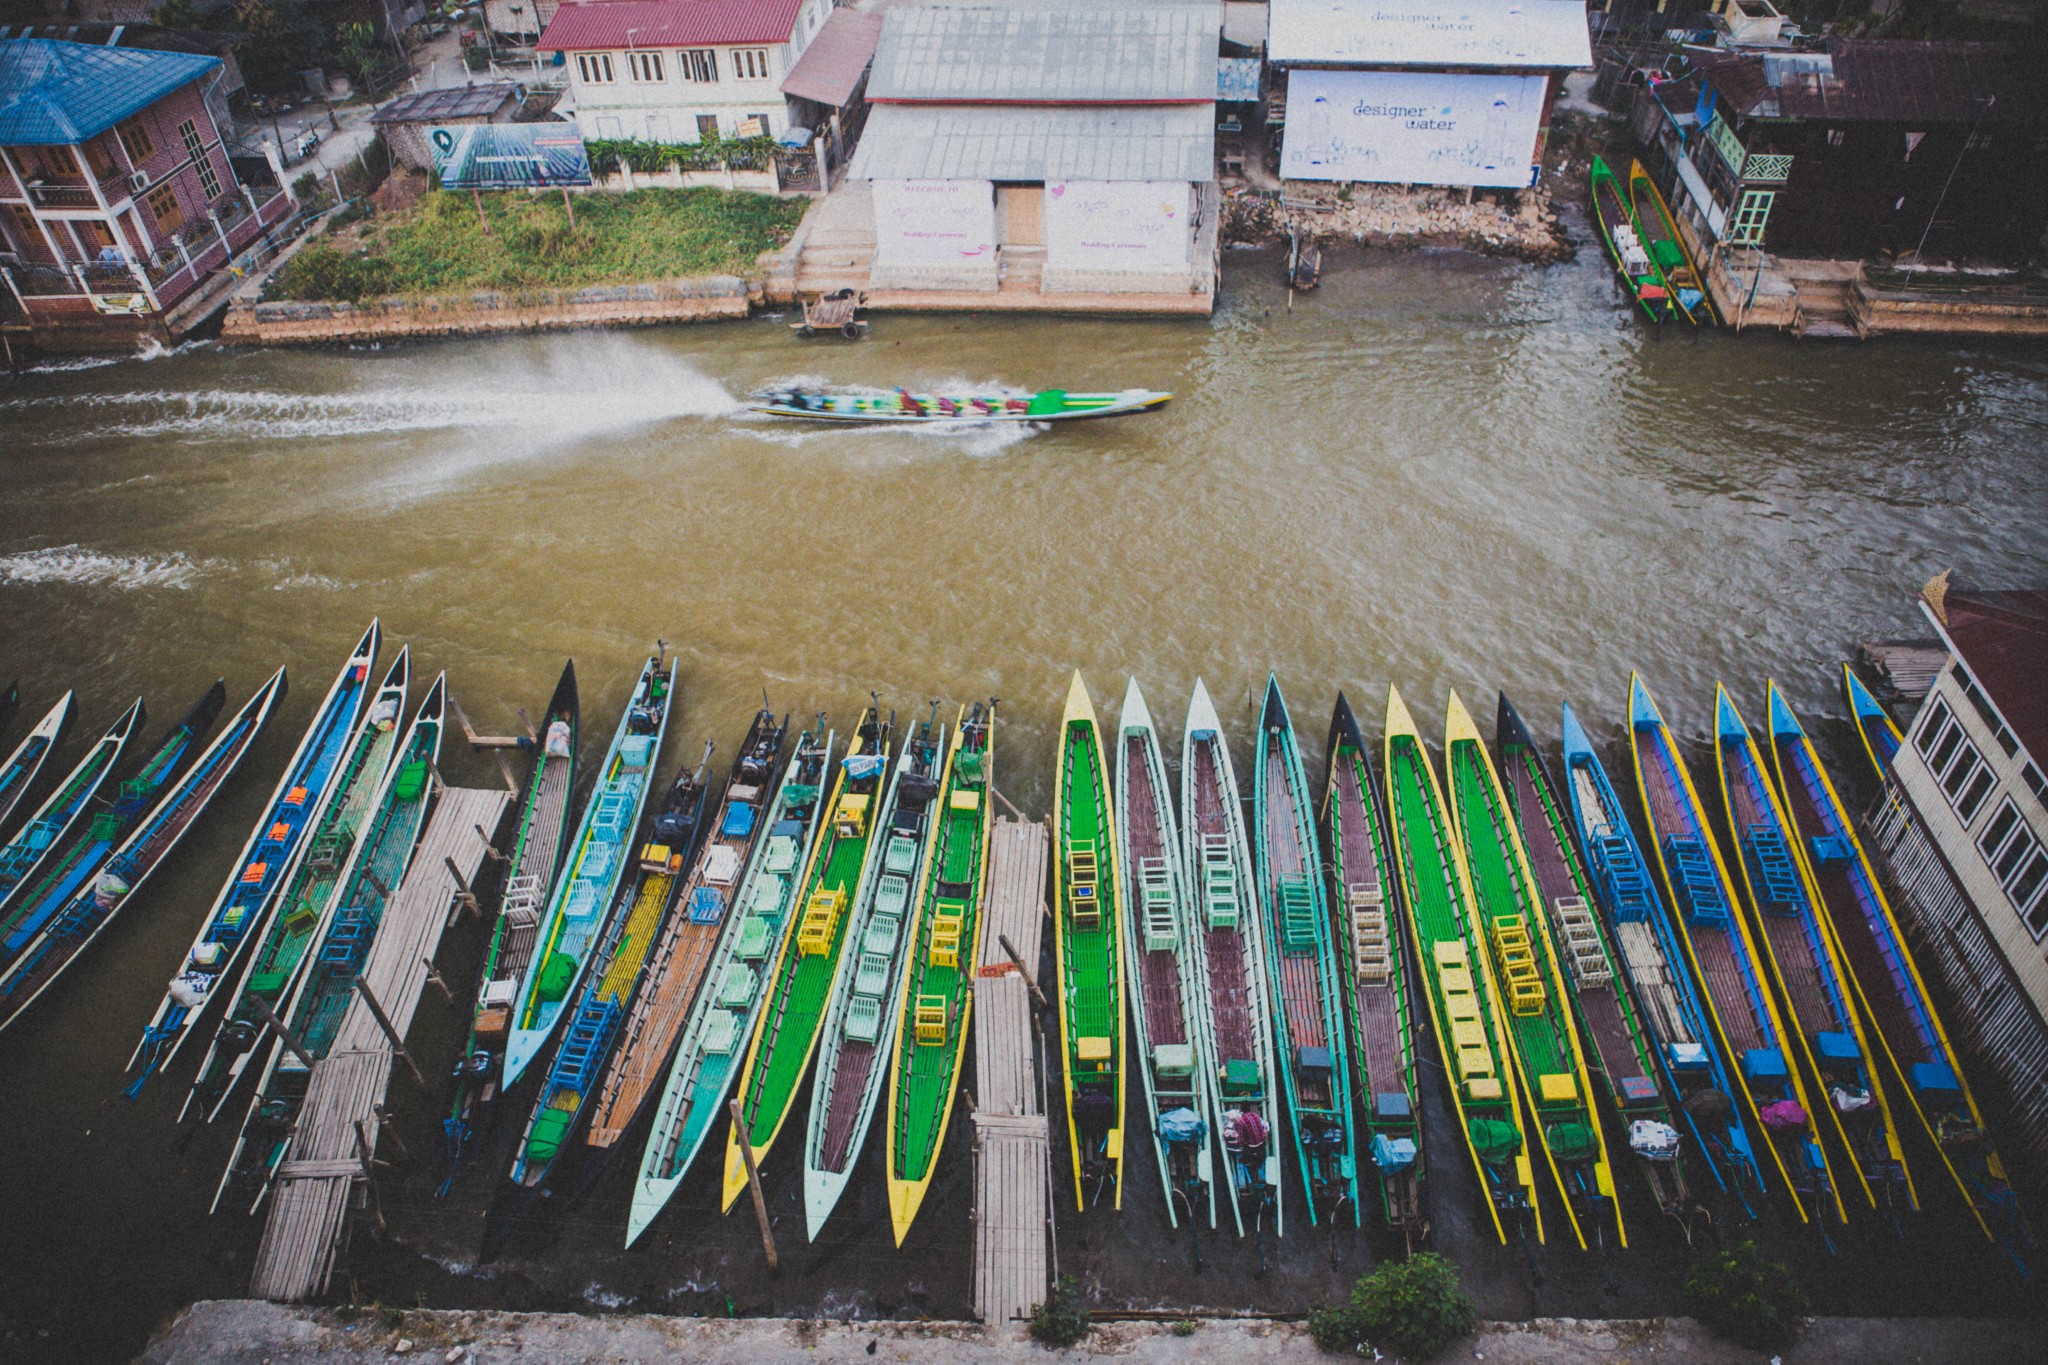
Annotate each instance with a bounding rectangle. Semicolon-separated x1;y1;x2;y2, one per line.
1043;181;1190;274
431;124;594;190
1280;69;1547;188
872;179;996;266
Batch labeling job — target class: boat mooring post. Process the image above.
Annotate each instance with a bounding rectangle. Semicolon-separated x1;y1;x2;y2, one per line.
728;1099;779;1273
351;975;426;1089
421;955;453;1004
355;1121;388;1233
444;855;482;920
248;992;316;1070
997;933;1048;1013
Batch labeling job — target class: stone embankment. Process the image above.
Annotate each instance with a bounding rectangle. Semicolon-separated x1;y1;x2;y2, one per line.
137;1301;2032;1365
219;277;754;345
1225;183;1572;263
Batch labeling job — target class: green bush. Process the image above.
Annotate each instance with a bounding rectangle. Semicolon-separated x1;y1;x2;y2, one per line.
1027;1275;1091;1349
1308;1253;1477;1359
585;134;781;176
265;243;395;302
1682;1240;1808;1352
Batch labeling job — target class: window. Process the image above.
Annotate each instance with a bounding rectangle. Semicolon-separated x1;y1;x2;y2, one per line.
2024;763;2047;808
679;48;717;82
196;152;222;202
84;137;119;179
1916;697;1993;822
576;52;614;84
181;121;223;201
117;116;155;162
628;50;664;82
146;183;183;234
733;47;769;80
1729;189;1774;247
1979;799;2048;935
696;114;721;140
1958;673;2020;758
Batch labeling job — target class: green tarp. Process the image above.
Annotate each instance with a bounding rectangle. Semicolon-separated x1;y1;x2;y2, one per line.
1468;1116;1522;1164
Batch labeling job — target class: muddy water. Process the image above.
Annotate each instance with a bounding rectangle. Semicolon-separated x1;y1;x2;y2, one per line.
2;238;2045;1361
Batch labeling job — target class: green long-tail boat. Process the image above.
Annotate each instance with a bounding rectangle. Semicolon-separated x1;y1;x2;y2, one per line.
716;707;893;1213
1055;671;1125;1209
1321;693;1425;1234
1384;686;1538;1243
884;702;994;1245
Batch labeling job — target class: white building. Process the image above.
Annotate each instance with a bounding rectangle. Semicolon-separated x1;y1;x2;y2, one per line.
537;0;834;144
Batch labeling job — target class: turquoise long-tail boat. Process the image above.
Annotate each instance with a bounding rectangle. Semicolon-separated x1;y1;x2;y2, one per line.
0;699;142;917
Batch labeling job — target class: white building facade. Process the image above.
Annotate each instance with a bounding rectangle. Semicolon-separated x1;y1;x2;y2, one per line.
538;0;834;144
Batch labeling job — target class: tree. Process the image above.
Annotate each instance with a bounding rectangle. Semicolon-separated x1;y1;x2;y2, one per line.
336;21;383;92
228;0;330;95
1309;1254;1478;1360
1682;1240;1809;1353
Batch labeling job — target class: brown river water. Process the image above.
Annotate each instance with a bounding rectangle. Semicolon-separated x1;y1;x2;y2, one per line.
1;237;2045;1360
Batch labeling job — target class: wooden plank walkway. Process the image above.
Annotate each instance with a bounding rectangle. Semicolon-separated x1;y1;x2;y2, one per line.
971;818;1050;1325
248;785;511;1302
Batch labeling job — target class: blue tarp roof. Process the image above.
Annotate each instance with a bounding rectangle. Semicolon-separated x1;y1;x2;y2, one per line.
0;38;218;146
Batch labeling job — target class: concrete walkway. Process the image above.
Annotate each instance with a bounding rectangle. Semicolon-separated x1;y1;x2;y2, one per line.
137;1302;2033;1365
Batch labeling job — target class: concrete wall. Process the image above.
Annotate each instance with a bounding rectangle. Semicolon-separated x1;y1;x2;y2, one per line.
1852;279;2048;339
224;274;753;344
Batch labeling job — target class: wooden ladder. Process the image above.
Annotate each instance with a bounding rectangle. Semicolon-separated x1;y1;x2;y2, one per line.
1349;883;1391;983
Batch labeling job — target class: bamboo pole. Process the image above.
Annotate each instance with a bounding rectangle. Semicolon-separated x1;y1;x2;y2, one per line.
728;1098;778;1272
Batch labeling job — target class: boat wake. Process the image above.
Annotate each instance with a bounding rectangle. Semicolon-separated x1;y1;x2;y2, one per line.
0;543;205;590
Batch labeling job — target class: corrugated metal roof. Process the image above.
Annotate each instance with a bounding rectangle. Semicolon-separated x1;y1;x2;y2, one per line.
1938;588;2048;772
1267;0;1592;70
869;7;1216;103
538;0;804;52
849;102;1214;181
372;82;520;124
1700;39;2034;125
781;9;882;108
0;37;217;145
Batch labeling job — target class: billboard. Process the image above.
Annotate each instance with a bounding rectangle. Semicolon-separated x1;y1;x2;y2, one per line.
872;179;995;266
1044;181;1190;274
1280;70;1547;189
431;124;593;191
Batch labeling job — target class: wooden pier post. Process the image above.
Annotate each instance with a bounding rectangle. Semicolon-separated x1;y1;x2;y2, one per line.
370;1106;409;1161
473;827;509;865
421;956;453;1004
728;1099;779;1273
444;856;481;920
350;976;426;1089
248;993;316;1070
997;933;1048;1012
354;1121;388;1232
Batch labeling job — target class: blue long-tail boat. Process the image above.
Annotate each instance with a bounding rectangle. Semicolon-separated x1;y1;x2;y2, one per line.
0;672;281;1033
0;681;224;962
1254;676;1358;1227
1629;675;1845;1229
0;691;74;833
0;699;138;916
1715;685;1912;1217
1767;682;2031;1268
1842;667;1903;784
502;651;676;1087
125;623;381;1090
1559;701;1764;1219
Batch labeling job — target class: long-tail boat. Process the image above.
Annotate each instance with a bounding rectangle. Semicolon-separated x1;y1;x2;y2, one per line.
625;721;832;1246
214;674;446;1215
1768;683;2033;1269
1714;685;1910;1215
0;698;136;915
502;651;676;1087
1322;693;1426;1235
1842;667;1903;783
804;713;949;1238
884;702;993;1245
1446;691;1621;1249
717;707;893;1213
1385;685;1538;1242
0;671;280;1033
1116;680;1209;1229
1054;671;1126;1209
0;690;73;833
439;661;579;1188
0;680;224;962
127;624;379;1090
183;653;408;1124
1627;158;1715;324
1256;676;1358;1227
1182;679;1281;1238
1590;154;1675;324
584;709;786;1167
752;388;1170;423
1629;674;1844;1227
500;744;714;1202
1559;701;1765;1217
1498;696;1689;1228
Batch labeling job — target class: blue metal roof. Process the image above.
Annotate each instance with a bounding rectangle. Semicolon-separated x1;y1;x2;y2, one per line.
0;38;218;146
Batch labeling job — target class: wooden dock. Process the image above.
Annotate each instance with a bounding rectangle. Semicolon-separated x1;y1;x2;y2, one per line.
248;785;510;1302
971;818;1050;1326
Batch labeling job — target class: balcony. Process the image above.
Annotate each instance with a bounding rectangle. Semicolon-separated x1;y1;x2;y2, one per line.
1742;153;1794;184
25;180;99;209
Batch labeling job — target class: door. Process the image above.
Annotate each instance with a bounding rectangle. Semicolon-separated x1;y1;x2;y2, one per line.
697;115;721;140
999;185;1043;246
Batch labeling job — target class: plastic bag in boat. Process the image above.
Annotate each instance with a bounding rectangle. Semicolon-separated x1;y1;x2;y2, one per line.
1629;1120;1682;1162
369;695;400;731
1830;1086;1875;1115
843;754;885;782
93;871;131;910
1158;1107;1206;1146
1758;1099;1809;1131
1468;1117;1522;1164
1371;1134;1418;1171
545;719;572;759
169;972;213;1008
1224;1109;1269;1152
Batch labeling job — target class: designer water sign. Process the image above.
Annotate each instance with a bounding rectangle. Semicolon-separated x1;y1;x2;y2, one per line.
1280;70;1547;189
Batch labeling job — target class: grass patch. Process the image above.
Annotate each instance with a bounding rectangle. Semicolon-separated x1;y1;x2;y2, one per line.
268;187;804;301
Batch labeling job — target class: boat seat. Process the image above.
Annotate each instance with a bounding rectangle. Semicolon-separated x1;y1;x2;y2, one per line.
1067;840;1100;929
833;792;870;840
764;836;799;874
1439;966;1473;995
1076;1036;1112;1070
1434;940;1468;968
1456;1045;1494;1079
884;835;919;876
702;844;741;885
721;803;756;840
1590;834;1654;923
1278;876;1318;951
874;873;909;919
1154;1042;1196;1077
702;1009;740;1055
1911;1061;1961;1097
863;912;901;958
1815;1030;1860;1064
929;902;965;967
1743;1047;1788;1082
734;915;772;960
717;964;758;1009
590;787;633;834
1451;1020;1487;1051
1374;1091;1412;1119
1465;1076;1503;1102
1349;884;1391;983
914;994;948;1046
1742;825;1804;913
639;842;677;876
949;788;980;812
1552;896;1611;988
1537;1073;1577;1105
795;887;845;956
844;995;883;1043
688;887;725;924
1809;835;1851;866
1617;1074;1660;1103
853;951;890;997
1202;838;1238;929
747;873;787;917
1139;857;1177;951
1444;991;1481;1023
1221;1058;1260;1095
1662;836;1730;926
